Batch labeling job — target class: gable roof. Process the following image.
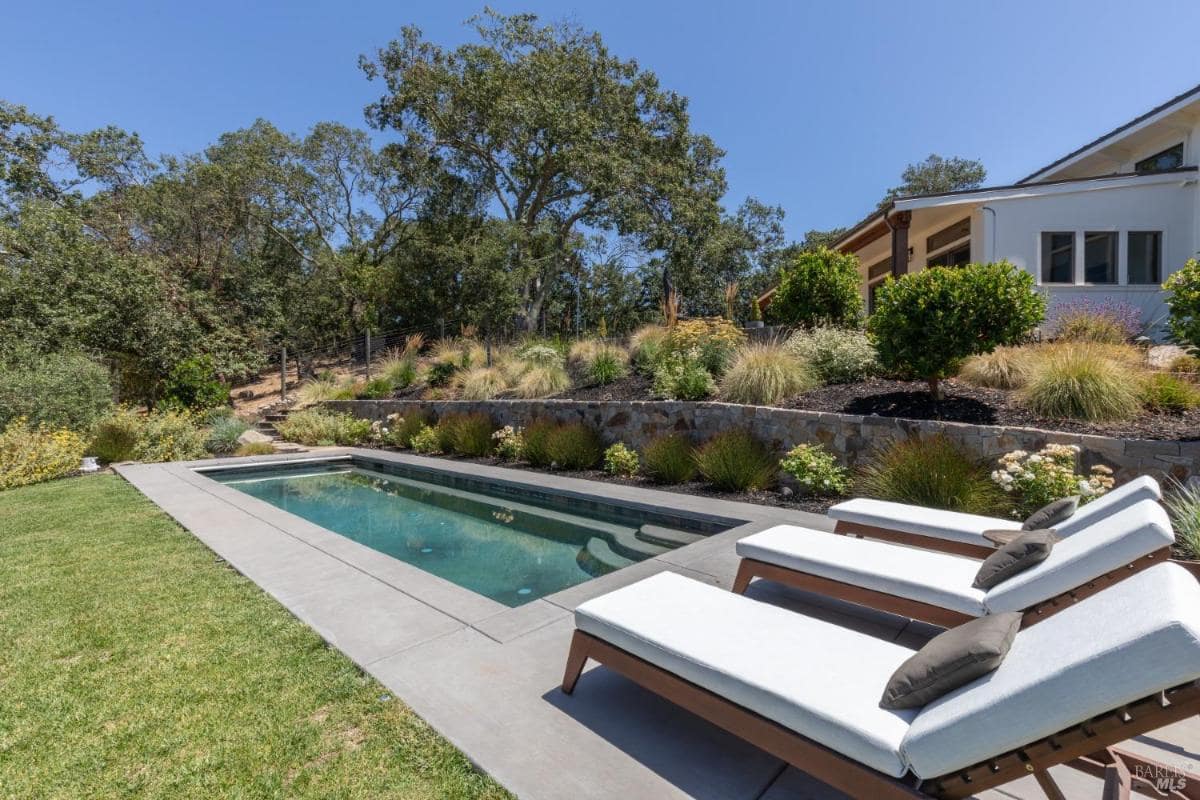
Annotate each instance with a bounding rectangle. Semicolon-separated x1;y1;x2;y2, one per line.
1018;81;1200;184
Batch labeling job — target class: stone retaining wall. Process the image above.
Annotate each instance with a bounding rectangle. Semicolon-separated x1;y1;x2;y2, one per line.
324;399;1199;483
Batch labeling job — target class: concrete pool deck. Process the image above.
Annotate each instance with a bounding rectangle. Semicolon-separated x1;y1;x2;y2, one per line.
117;450;1200;799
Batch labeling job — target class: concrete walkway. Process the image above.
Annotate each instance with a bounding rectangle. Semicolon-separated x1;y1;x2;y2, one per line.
117;450;1200;800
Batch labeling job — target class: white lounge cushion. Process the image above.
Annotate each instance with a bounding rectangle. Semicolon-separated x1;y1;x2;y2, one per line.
574;571;918;777
984;500;1174;613
736;526;987;617
1053;475;1161;537
826;498;1015;547
902;564;1200;779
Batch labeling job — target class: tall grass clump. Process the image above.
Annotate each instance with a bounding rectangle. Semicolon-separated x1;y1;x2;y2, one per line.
521;419;558;467
204;415;250;455
89;407;143;463
1140;373;1200;412
694;429;777;492
783;326;879;384
546;423;604;470
458;367;510;400
440;412;496;457
1164;479;1200;560
1019;343;1143;421
294;377;341;408
384;411;432;448
630;325;669;373
720;343;817;405
958;345;1036;390
857;436;1009;515
641;433;697;484
512;365;570;398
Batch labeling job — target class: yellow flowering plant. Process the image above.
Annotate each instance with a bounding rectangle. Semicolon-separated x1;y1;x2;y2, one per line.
0;418;86;490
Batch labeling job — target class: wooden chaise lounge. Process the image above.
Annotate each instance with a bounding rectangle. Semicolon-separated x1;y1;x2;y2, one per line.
826;475;1161;557
562;564;1200;799
732;499;1173;628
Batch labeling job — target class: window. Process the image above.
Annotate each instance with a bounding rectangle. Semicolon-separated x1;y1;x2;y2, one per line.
1041;232;1074;283
927;242;971;268
1135;143;1183;173
1128;231;1162;284
1084;232;1117;284
925;218;971;254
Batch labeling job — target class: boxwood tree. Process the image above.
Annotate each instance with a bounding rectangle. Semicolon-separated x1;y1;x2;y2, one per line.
868;261;1045;399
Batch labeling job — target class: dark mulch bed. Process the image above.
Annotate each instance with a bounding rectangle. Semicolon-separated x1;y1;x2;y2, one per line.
782;378;1200;441
554;373;652;402
404;449;837;515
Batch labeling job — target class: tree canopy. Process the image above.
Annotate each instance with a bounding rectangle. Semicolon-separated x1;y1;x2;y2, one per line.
881;154;986;206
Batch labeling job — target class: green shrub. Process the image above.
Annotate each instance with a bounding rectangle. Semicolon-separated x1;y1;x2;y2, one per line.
783;326;878;384
720;343;817;405
130;410;208;462
445;412;496;457
767;247;863;328
1141;372;1200;412
603;442;639;477
433;416;461;453
546;423;604;470
641;433;697;484
630;325;669;373
385;411;433;448
780;443;849;496
521;420;558;467
665;318;745;375
89;407;143;463
868;262;1045;398
588;348;628;386
512;365;570;399
652;352;716;400
0;419;86;489
0;348;113;431
1020;343;1143;421
694;429;777;492
235;441;276;456
459;367;509;400
425;360;459;388
160;355;230;411
1164;479;1200;560
205;415;250;455
958;345;1036;390
857;436;1009;515
355;377;395;399
1165;258;1200;350
275;409;371;446
492;425;524;460
515;342;565;368
410;424;441;454
991;444;1115;517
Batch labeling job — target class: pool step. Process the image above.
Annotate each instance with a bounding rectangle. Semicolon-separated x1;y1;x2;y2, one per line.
607;527;671;561
636;524;707;549
578;537;635;575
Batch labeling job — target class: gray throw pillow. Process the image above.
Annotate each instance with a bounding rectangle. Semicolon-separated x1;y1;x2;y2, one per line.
1022;496;1079;530
880;612;1021;710
973;530;1057;590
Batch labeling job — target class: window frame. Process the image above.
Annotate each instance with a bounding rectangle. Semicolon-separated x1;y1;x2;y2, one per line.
1040;231;1076;285
1037;228;1165;287
1082;230;1118;285
1127;230;1163;285
1134;142;1184;173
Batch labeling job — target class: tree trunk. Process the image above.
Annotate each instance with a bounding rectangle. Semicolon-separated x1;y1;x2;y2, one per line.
927;377;943;401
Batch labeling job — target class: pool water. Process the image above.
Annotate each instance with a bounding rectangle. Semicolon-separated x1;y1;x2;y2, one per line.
211;460;725;607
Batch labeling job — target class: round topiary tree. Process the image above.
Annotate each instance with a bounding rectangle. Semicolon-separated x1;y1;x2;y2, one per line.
767;247;863;328
1165;258;1200;350
868;261;1045;399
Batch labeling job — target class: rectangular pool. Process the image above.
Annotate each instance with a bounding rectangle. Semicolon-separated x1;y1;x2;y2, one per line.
205;457;733;607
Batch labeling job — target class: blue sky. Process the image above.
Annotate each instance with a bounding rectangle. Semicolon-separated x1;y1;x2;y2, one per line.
6;0;1200;240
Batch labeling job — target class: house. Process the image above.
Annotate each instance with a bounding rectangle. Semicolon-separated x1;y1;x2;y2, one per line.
767;83;1200;334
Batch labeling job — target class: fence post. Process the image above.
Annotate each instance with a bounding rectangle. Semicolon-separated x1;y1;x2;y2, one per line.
365;329;372;381
439;317;445;340
280;345;287;402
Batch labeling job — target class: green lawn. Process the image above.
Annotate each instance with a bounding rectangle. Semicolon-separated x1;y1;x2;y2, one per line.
0;475;511;799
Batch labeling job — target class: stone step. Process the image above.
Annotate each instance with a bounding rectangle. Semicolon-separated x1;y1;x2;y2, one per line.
636;524;707;549
608;527;671;560
577;537;635;576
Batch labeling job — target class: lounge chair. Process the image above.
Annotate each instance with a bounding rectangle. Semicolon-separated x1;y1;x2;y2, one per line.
732;499;1174;628
827;475;1161;557
562;564;1200;799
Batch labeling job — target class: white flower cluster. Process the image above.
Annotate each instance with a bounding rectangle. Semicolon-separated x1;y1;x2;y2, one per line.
492;425;524;460
991;443;1114;513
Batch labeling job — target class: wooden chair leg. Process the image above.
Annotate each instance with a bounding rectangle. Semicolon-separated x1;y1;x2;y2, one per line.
1102;755;1132;800
561;630;590;695
732;560;755;594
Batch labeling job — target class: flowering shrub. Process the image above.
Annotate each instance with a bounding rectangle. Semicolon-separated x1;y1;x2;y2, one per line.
779;443;849;496
784;326;879;384
603;442;639;477
0;418;86;489
665;318;745;375
275;409;372;446
1164;258;1200;350
1050;299;1142;344
991;444;1114;517
652;350;716;400
130;410;208;462
492;425;525;460
410;425;441;454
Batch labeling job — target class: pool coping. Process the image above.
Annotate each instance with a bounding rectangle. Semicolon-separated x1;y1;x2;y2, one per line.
116;448;824;649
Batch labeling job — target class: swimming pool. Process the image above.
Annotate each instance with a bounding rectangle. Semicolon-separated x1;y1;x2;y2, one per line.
206;457;731;607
